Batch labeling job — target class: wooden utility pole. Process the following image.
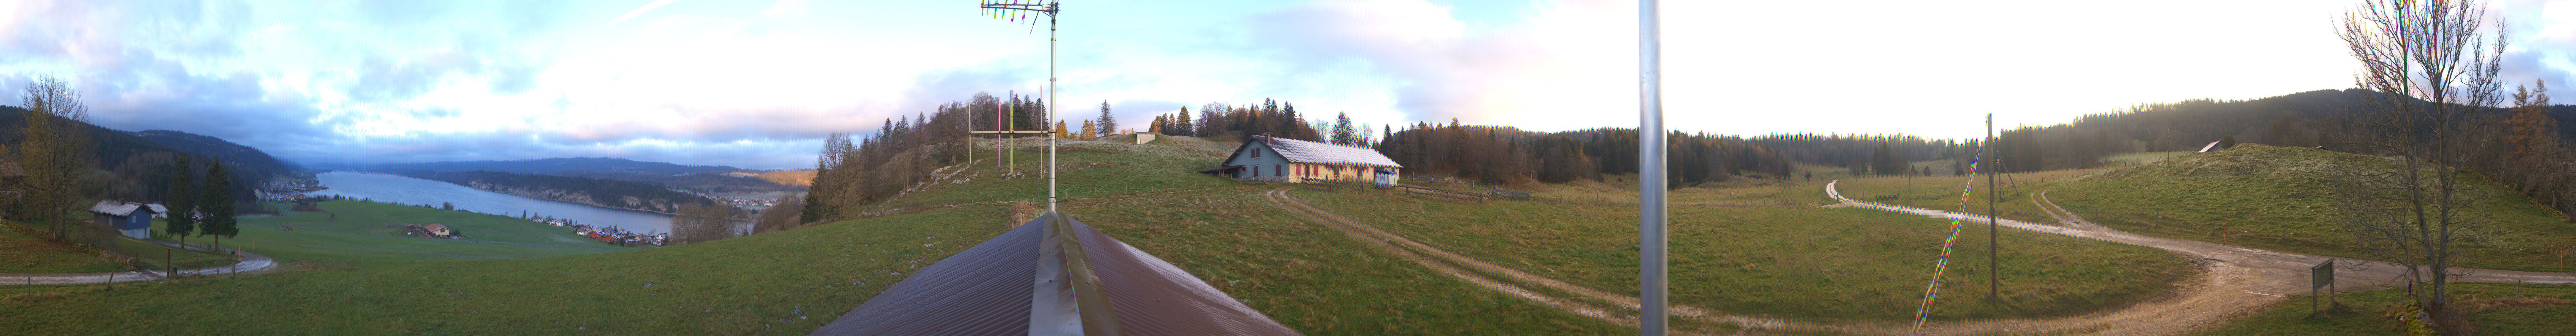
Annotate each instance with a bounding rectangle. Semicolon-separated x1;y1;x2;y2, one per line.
1988;113;1999;301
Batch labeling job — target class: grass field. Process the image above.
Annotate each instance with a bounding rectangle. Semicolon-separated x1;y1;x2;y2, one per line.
5;220;238;272
0;225;125;273
1835;145;2576;272
867;136;1239;211
217;200;632;265
0;205;1013;335
2198;283;2576;335
2;135;1631;334
1064;186;1624;334
1289;179;2195;323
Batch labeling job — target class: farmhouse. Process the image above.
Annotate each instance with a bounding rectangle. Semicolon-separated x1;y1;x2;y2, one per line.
423;224;453;238
90;200;157;239
1205;135;1402;184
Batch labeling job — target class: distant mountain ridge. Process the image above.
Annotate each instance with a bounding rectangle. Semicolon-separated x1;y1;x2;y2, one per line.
351;157;806;193
131;129;296;178
356;157;748;175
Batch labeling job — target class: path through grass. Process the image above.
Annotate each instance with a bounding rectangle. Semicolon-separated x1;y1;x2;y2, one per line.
2198;283;2576;335
1290;181;2194;323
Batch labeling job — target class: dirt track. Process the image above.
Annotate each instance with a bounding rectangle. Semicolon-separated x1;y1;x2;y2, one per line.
1264;184;2576;335
1;243;276;285
1826;180;2576;334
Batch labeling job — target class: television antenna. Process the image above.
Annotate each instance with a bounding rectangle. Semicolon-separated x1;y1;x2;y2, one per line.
972;0;1060;212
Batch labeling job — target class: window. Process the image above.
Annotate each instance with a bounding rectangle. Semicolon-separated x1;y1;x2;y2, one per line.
1275;164;1283;176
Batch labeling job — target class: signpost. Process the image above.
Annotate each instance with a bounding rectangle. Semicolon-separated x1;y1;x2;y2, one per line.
2312;259;2335;316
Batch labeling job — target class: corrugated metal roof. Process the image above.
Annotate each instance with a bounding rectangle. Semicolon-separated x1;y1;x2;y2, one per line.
814;222;1040;335
1255;136;1402;168
812;214;1298;336
1078;223;1300;335
90;200;146;216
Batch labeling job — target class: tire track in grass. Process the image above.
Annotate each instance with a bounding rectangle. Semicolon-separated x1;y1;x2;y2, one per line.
1264;189;1851;334
1828;180;2576;334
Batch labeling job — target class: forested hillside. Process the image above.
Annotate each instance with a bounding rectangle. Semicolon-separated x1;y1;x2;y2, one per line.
0;106;273;206
131;130;295;182
800;94;1326;223
1374;124;1794;187
1900;87;2576;217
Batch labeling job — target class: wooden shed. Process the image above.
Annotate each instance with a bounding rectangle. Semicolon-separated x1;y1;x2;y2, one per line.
90;200;157;239
1205;135;1402;184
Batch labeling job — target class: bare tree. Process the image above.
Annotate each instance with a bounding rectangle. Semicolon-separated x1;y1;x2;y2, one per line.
2333;0;2507;327
668;202;740;245
753;192;805;233
17;75;100;246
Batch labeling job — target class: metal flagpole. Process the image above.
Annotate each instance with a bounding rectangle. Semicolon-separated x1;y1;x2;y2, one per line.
1046;5;1058;213
1637;1;1668;334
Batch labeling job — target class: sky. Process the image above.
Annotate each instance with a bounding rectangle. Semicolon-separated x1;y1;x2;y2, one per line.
0;0;2570;170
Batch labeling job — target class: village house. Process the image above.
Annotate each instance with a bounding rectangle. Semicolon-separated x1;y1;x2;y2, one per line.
90;200;157;239
1204;135;1402;185
423;224;453;239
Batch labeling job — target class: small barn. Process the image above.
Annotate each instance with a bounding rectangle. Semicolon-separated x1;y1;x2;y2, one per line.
422;224;453;238
1204;135;1402;184
90;200;157;240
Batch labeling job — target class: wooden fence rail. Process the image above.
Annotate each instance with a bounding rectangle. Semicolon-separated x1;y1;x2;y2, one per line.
1383;184;1486;202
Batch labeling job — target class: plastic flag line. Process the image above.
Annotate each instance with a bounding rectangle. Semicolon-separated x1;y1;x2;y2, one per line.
1909;152;1983;335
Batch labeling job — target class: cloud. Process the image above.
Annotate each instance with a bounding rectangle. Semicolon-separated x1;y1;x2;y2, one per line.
1242;0;1631;128
607;0;677;25
6;0;2571;173
2497;0;2576;101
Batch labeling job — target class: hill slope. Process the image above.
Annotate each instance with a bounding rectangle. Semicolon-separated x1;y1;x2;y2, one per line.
0;135;1624;334
0;107;284;204
2048;144;2576;272
130;129;295;179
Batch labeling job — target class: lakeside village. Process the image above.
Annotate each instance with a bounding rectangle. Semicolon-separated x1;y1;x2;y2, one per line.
291;195;669;247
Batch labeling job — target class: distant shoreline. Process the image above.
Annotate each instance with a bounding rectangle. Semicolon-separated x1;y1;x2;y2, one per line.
303;171;681;233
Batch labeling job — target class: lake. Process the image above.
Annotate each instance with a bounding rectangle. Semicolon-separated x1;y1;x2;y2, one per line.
304;171;677;234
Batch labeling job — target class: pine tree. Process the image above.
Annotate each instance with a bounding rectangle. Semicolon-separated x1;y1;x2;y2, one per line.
1096;101;1117;138
1173;107;1193;136
162;155;198;275
199;158;238;254
1331;112;1355;145
2505;79;2554;158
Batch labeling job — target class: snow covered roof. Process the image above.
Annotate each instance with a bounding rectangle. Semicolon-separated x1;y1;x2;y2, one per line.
144;204;168;214
1251;136;1402;168
90;200;149;216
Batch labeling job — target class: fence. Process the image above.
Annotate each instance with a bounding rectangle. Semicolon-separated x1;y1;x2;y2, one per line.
1487;189;1532;200
1384;184;1485;202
